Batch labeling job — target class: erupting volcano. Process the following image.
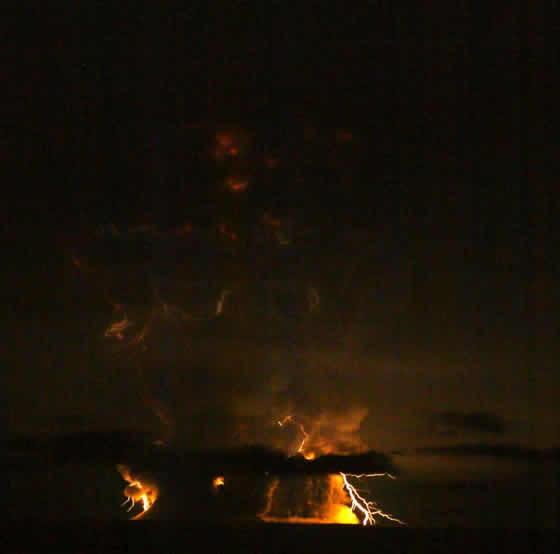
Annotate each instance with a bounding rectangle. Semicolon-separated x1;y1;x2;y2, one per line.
259;416;405;526
74;123;409;526
89;223;406;525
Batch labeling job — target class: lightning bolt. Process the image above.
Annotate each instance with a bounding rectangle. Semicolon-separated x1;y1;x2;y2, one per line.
260;477;280;520
277;415;309;454
117;464;158;521
340;473;405;526
269;415;405;526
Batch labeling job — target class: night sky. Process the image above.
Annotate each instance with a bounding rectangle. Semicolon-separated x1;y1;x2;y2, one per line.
3;1;558;534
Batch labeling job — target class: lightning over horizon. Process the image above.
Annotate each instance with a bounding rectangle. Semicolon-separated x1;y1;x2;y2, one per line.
259;415;405;525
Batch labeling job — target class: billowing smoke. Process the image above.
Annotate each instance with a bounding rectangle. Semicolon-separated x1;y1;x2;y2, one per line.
68;122;404;522
82;225;344;453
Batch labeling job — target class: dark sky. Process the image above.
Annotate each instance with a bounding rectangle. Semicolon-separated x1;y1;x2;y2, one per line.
3;2;558;527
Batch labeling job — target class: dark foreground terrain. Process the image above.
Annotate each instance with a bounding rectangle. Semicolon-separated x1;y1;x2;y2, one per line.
4;523;558;554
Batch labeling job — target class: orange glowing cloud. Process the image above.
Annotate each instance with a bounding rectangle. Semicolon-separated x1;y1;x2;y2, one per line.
225;176;248;193
259;474;359;525
261;415;405;526
214;130;247;160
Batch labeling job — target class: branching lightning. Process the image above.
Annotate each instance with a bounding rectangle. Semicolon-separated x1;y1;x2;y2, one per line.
91;213;402;527
340;473;405;526
277;415;309;454
117;464;158;520
265;415;405;526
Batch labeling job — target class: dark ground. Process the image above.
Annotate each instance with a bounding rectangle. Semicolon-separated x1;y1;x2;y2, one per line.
4;524;558;554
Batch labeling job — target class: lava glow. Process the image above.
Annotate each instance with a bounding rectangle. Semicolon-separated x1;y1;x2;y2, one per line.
117;464;158;520
263;416;405;526
213;476;225;489
259;474;359;525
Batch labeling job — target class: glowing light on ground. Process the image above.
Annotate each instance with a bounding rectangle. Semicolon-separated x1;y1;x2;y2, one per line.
259;474;359;525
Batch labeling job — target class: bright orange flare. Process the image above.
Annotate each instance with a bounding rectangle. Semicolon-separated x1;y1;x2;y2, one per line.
117;464;158;520
213;476;225;488
259;474;359;525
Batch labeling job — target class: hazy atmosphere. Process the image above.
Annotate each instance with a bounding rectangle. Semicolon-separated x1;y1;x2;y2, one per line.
4;3;557;549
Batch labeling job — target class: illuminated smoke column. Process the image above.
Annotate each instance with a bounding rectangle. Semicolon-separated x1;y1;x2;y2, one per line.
99;250;233;519
259;417;405;525
259;474;359;525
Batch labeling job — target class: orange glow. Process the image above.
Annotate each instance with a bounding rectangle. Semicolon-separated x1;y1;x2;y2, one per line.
259;474;359;525
117;464;158;520
259;477;280;520
217;133;233;147
326;503;360;525
213;476;225;489
325;474;360;524
267;415;405;526
340;473;405;526
225;176;248;192
277;415;308;453
215;131;242;160
176;223;192;236
104;314;134;341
